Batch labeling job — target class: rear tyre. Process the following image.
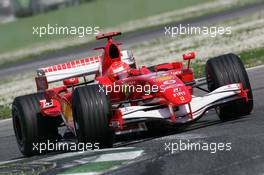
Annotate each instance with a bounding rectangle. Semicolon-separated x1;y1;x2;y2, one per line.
72;84;114;149
205;53;253;121
12;93;59;156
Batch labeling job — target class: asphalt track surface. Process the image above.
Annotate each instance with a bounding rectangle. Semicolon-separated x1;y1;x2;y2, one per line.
0;2;264;174
0;2;264;77
0;66;263;175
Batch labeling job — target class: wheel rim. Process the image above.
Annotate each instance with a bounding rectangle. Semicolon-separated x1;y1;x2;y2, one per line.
215;106;221;117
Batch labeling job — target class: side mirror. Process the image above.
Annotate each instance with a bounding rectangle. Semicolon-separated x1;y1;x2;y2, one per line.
183;52;196;60
182;51;196;69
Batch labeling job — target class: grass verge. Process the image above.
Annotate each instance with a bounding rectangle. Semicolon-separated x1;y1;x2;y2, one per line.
0;105;11;120
63;161;124;173
192;47;264;78
0;0;262;67
0;0;210;54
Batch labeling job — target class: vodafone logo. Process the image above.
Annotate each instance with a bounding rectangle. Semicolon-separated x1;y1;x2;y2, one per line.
173;91;186;97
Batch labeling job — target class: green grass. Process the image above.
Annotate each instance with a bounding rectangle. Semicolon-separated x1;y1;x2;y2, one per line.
192;60;205;78
63;161;124;173
0;0;210;54
0;105;11;119
192;47;264;78
239;47;264;68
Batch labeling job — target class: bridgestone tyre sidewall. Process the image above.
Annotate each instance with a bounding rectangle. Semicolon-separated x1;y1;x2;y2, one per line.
206;53;253;121
72;84;114;149
12;93;59;156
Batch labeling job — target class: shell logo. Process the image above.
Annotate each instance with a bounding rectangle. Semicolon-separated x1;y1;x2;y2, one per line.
62;101;73;123
180;96;185;101
156;76;174;82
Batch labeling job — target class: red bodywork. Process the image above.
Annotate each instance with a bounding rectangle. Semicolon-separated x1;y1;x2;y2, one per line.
37;32;197;132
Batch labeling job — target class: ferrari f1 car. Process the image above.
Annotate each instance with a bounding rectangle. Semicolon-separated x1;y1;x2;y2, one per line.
12;32;253;156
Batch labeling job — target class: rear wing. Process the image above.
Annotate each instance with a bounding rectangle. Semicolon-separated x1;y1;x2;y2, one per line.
96;32;121;40
35;50;131;90
35;56;101;90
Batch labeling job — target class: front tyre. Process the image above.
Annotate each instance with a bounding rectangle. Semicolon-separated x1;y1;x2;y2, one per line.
72;84;114;149
205;53;253;121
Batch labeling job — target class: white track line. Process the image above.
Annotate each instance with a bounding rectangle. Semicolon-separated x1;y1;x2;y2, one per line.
0;147;141;165
62;173;99;175
0;158;26;166
40;147;138;162
246;64;264;71
92;150;143;162
0;118;11;123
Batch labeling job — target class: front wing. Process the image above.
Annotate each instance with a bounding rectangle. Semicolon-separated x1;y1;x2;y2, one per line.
118;83;247;124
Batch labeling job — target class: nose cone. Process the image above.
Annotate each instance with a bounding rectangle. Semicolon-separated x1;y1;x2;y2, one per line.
162;86;192;105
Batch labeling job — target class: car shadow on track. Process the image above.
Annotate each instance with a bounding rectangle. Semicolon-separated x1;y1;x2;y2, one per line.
9;114;252;161
114;114;251;147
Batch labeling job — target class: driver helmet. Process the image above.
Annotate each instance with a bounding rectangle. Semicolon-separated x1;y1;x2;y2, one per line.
121;50;137;69
108;61;130;80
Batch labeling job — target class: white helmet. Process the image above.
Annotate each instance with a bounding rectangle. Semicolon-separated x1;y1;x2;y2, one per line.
121;50;137;69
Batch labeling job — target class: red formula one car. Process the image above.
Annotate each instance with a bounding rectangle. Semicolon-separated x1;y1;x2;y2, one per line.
12;32;253;156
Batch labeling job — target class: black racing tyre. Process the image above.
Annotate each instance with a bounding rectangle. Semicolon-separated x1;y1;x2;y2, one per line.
205;53;253;121
72;84;114;148
12;93;59;156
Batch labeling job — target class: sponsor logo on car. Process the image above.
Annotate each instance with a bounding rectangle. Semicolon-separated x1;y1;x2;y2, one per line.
156;76;174;82
173;91;186;97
